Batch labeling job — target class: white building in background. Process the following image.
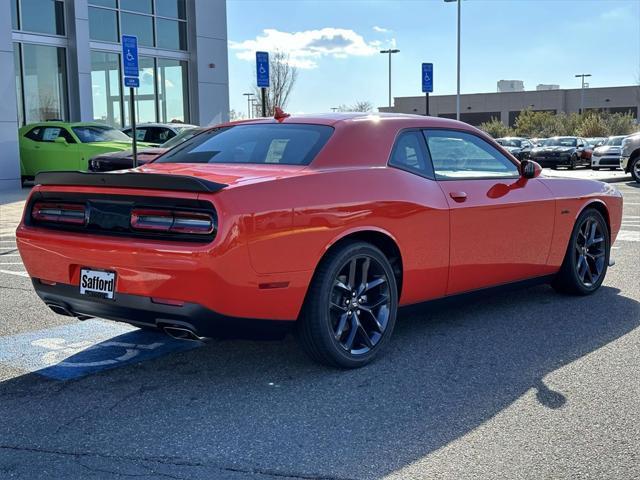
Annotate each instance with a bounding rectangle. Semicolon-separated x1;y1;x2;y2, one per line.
0;0;230;190
537;84;560;91
497;80;524;92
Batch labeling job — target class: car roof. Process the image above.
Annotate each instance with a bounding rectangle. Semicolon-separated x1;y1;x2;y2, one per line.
21;121;115;129
215;112;476;130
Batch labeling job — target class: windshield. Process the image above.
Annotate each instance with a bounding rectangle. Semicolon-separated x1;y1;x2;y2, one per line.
604;136;624;146
544;137;577;147
160;127;204;149
156;124;334;165
496;138;522;147
72;125;131;143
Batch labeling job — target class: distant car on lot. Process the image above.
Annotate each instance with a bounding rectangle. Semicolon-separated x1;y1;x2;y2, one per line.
530;138;547;147
17;113;623;368
122;123;198;146
529;136;592;169
89;127;205;172
591;135;626;170
586;137;607;149
620;131;640;183
19;122;151;186
495;137;533;160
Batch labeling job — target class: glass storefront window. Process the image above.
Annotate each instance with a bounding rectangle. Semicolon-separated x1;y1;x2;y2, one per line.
120;0;152;14
91;51;122;127
157;59;188;123
121;12;154;47
123;57;156;126
20;0;65;36
20;44;68;123
156;18;187;50
89;7;119;42
89;0;116;7
11;0;19;29
156;0;186;20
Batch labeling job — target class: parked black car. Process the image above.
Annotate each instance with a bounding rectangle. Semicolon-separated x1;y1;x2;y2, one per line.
495;137;533;160
89;127;204;172
529;136;592;169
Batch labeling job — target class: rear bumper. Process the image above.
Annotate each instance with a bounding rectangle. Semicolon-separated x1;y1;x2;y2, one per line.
33;280;291;338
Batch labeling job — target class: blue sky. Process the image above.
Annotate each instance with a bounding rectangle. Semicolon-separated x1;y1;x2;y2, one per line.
226;0;640;115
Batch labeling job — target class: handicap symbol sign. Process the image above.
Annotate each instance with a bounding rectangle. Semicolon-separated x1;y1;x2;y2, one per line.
256;51;270;88
0;319;200;380
422;63;433;93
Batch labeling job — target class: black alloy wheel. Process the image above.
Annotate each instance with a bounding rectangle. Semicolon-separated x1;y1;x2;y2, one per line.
552;208;609;295
298;242;398;368
330;255;392;355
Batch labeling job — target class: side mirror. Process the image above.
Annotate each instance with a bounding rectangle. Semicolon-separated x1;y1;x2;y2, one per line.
54;136;68;145
577;144;584;148
521;159;542;179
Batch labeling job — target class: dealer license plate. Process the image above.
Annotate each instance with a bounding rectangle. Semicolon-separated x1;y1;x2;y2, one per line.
80;268;116;300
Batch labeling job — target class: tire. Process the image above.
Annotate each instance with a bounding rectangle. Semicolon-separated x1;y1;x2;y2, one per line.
568;154;577;170
592;167;600;171
631;157;640;183
297;241;398;368
552;208;609;295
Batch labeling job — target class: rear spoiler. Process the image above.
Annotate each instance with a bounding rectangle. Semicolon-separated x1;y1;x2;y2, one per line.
35;171;227;194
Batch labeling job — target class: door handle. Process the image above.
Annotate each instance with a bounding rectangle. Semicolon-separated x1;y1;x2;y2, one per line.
449;191;467;202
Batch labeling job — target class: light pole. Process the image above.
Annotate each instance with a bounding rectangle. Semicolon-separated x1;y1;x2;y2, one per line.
243;92;254;118
444;0;461;120
575;73;591;114
380;48;400;108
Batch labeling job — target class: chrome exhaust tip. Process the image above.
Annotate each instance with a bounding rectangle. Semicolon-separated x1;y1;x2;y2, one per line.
46;302;74;317
162;325;205;342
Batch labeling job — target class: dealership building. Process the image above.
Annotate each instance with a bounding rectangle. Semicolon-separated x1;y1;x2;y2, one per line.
0;0;229;190
379;85;640;128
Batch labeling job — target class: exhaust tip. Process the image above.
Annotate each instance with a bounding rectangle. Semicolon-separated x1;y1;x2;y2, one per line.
162;325;204;342
46;303;74;317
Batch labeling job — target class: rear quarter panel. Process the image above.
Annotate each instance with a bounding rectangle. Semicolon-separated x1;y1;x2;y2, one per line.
216;166;451;305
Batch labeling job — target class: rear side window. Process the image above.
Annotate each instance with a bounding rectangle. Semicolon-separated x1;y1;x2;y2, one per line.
25;127;43;141
388;130;434;178
157;124;334;166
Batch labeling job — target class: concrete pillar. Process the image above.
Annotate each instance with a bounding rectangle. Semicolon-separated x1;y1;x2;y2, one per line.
67;0;93;122
192;0;229;125
0;0;20;190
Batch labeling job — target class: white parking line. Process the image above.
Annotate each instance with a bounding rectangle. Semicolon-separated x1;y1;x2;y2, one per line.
0;262;24;265
0;270;28;277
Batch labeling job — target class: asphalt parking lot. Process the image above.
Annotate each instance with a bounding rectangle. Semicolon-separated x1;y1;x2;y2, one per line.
0;181;638;479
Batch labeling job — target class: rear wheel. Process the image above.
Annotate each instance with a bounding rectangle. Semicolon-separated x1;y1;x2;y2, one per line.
298;242;398;368
592;166;600;171
552;208;609;295
631;157;640;183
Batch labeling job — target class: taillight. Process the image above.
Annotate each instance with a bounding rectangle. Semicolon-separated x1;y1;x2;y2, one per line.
130;209;214;235
32;202;87;225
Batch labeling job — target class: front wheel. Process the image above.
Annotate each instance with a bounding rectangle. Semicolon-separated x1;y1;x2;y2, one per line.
298;241;398;368
552;208;609;295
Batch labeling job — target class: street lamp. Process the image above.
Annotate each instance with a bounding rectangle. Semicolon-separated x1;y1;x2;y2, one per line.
380;48;400;108
575;73;592;114
444;0;461;120
243;92;254;118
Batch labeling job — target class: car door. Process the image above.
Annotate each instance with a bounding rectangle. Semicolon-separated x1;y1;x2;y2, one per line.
20;126;80;175
423;129;556;295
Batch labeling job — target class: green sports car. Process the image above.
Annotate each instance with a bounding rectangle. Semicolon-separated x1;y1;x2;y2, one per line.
19;122;151;185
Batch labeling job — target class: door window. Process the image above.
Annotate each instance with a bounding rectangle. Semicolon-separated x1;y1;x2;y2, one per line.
145;127;175;144
423;129;520;180
388;130;434;178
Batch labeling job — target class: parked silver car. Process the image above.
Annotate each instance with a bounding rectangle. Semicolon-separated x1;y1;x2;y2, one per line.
591;135;626;170
620;132;640;183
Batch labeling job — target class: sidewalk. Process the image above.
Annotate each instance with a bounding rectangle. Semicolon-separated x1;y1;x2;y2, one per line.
542;167;630;183
0;187;29;206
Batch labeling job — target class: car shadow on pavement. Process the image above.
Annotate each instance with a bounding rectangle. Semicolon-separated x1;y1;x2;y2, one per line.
0;284;638;479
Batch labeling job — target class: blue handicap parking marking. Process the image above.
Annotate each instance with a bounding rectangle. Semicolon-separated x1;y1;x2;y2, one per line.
0;320;201;380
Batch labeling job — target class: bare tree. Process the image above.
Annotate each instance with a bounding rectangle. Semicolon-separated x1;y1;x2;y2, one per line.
336;101;374;113
254;51;298;116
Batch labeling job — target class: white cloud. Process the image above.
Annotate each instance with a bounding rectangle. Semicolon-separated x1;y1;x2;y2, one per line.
229;28;381;69
373;26;391;33
600;6;627;20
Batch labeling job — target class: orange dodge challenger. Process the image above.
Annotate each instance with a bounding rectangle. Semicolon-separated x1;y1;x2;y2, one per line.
16;113;623;368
